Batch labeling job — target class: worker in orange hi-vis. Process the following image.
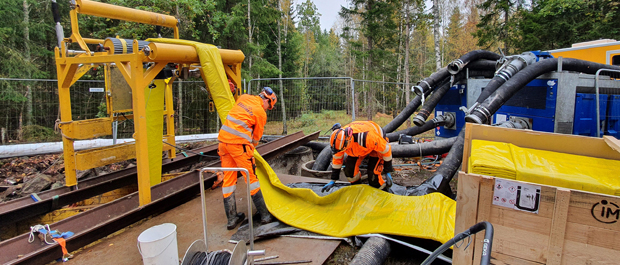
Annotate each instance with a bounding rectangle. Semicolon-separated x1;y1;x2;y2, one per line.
217;87;277;230
322;121;394;193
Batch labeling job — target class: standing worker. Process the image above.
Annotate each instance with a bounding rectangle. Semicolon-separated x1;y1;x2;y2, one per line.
218;87;277;230
322;121;394;193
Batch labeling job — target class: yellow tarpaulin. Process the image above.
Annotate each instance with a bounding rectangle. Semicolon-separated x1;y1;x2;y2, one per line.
148;38;456;243
470;139;620;196
145;79;166;186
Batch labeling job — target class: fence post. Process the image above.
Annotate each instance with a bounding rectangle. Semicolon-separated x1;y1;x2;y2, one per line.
351;79;356;122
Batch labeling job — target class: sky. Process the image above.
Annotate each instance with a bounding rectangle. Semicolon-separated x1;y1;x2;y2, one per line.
307;0;349;31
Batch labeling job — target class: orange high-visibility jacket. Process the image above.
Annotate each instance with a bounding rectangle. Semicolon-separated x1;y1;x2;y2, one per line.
332;121;392;169
218;94;267;146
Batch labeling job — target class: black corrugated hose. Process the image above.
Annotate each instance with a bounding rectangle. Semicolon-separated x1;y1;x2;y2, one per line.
188;250;231;265
421;221;494;265
466;58;620;124
387;114;455;142
350;236;391;265
413;69;496;126
447;50;502;75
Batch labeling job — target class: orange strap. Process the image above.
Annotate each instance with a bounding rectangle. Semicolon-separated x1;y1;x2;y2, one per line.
52;238;68;255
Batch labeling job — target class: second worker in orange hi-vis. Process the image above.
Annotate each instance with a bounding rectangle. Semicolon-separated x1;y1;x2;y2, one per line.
218;87;277;230
322;121;394;193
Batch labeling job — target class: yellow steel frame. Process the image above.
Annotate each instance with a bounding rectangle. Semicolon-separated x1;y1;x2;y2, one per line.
55;0;244;205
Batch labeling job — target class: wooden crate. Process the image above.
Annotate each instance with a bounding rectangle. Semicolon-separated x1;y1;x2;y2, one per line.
454;124;620;265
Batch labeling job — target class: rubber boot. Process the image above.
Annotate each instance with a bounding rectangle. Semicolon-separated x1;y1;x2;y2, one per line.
223;194;245;230
251;190;275;224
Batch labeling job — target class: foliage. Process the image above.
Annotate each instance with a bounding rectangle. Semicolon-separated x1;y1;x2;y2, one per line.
21;125;61;142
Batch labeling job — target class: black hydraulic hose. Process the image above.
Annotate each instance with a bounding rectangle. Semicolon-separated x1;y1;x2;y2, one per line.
465;59;499;71
413;68;496;126
412;68;450;96
421;221;494;265
383;93;427;133
350;236;391;265
311;145;333;171
473;52;538;104
391;137;457;158
407;129;465;198
387;114;455;142
51;0;64;48
466;58;620;124
448;50;501;75
304;141;328;152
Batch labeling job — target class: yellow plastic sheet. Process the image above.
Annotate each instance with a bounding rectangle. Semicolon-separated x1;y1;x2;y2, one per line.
145;79;166;186
149;39;456;243
470;140;620;196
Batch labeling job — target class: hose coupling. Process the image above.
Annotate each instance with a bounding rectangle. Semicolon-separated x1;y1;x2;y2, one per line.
448;59;465;75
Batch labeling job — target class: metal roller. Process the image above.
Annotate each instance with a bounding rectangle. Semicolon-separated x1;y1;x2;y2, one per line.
103;38;150;54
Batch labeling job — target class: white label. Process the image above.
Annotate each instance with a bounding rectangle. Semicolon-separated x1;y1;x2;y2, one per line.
436;111;443;116
493;178;541;214
495;114;507;123
90;87;105;92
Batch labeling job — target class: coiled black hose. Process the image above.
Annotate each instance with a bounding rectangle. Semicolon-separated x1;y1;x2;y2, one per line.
189;251;231;265
421;221;494;265
466;58;620;124
304;141;328;152
311;145;333;171
350;236;391;265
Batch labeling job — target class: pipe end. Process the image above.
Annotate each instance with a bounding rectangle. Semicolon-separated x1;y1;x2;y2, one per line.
412;85;424;96
465;113;484;124
412;116;426;126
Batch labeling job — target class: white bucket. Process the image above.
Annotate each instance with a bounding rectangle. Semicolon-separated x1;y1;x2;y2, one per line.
137;223;179;265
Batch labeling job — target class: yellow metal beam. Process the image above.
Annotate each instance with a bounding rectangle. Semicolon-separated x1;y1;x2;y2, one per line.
58;118;113;140
76;0;178;29
75;141;174;170
164;78;176;159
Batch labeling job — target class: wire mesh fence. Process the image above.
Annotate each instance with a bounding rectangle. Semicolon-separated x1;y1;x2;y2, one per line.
0;77;413;144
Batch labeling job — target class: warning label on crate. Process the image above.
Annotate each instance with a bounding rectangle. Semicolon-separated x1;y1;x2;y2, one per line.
493;179;541;214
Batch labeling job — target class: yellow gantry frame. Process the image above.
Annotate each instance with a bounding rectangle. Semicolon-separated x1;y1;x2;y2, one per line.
55;0;244;205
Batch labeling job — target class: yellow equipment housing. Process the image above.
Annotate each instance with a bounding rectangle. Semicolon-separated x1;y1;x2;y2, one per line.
55;0;244;205
547;39;620;65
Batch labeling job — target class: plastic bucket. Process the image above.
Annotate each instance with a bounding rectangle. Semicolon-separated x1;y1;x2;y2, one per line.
137;223;179;265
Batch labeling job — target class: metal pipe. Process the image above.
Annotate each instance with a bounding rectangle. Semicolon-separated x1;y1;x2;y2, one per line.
147;42;245;64
76;0;178;28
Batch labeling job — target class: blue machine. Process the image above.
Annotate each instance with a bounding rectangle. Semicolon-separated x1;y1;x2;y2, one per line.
434;83;466;138
607;95;620;138
573;93;608;137
492;79;558;132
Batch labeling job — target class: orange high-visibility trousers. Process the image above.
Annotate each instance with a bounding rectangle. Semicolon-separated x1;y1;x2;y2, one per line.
218;142;261;198
343;151;386;188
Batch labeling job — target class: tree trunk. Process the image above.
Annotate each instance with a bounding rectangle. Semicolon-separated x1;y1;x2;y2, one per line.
404;21;411;128
23;0;32;126
277;0;286;135
432;0;441;71
248;0;253;75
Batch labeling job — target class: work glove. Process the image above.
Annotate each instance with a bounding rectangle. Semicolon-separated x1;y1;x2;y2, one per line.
380;173;393;191
322;180;336;193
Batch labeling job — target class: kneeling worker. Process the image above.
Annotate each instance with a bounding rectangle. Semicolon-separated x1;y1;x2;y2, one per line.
218;87;277;230
322;121;394;192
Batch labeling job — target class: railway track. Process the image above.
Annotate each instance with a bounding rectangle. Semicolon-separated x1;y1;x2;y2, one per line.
0;131;318;265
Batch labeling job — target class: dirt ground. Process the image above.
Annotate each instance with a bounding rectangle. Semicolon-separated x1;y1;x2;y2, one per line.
3;139;455;264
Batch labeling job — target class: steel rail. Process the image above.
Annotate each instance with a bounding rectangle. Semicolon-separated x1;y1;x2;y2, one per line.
0;131;318;265
0;144;219;226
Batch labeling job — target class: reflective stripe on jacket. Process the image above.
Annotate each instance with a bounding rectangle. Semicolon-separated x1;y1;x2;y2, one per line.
332;121;392;167
218;94;267;145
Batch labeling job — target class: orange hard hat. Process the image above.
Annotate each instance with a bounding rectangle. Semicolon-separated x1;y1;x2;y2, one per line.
260;87;277;110
330;127;353;153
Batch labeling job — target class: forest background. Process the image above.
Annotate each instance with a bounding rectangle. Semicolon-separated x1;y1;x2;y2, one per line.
1;0;620;139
